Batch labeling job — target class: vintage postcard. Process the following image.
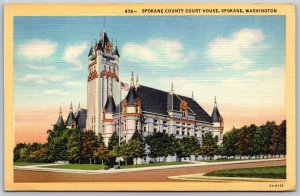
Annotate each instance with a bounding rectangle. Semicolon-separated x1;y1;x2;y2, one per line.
4;3;295;191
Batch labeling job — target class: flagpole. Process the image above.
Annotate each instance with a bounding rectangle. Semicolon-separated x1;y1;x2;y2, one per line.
118;69;121;167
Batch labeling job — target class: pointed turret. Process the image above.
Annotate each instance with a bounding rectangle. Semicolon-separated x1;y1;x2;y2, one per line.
211;96;221;122
112;45;120;57
104;95;116;113
135;75;139;89
66;102;75;127
167;83;174;111
56;107;64;127
126;72;138;106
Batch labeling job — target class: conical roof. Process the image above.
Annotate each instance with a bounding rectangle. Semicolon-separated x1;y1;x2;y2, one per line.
104;95;116;113
56;107;64;127
211;97;221;122
125;86;138;106
112;46;120;57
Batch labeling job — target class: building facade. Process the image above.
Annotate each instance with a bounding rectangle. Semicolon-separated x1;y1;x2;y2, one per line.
85;30;224;147
55;30;224;161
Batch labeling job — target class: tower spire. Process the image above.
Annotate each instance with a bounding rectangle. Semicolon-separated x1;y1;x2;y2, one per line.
59;106;62;116
70;101;73;111
135;75;139;88
214;96;217;106
130;72;134;86
192;91;194;100
171;82;174;94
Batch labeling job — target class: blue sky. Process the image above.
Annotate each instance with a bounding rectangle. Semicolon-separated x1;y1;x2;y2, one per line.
14;16;285;129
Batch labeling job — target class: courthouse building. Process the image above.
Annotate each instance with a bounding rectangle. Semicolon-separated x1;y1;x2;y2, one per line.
55;29;224;161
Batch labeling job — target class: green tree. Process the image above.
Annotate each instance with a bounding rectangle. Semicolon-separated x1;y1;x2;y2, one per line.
93;133;109;165
145;132;170;162
48;125;69;162
222;127;238;158
119;140;144;165
181;136;200;159
200;132;218;160
108;131;120;150
67;128;83;163
278;120;286;156
19;146;30;162
14;143;26;162
81;130;99;164
29;144;50;163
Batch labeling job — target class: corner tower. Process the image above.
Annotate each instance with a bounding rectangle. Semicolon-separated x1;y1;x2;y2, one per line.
86;30;120;135
211;96;224;144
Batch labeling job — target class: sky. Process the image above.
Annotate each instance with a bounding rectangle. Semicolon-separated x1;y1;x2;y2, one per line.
14;16;285;143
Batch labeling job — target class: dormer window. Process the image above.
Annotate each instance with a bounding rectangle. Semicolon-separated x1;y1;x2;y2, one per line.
180;99;188;117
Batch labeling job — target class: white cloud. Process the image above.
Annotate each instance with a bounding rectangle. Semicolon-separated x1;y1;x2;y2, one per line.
206;28;268;70
18;39;57;59
246;67;284;77
18;74;67;84
63;81;82;87
122;38;196;67
44;89;71;96
25;64;56;70
157;72;284;111
63;42;88;71
18;74;39;81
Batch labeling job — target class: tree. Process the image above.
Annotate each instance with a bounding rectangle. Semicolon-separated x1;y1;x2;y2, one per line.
235;126;247;158
67;128;83;163
181;136;200;160
19;146;30;162
145;132;170;162
200;132;218;160
48;125;69;162
278;120;286;156
108;131;120;150
29;144;50;163
81;130;99;164
222;128;238;158
14;143;26;162
93;133;109;165
119;140;144;165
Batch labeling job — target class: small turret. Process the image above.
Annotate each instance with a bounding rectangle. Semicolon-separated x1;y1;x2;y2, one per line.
56;107;64;127
66;102;75;127
126;73;138;107
112;45;120;57
104;94;116;114
211;96;221;123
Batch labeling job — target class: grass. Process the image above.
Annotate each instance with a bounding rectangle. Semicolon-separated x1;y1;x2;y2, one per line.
204;166;286;179
120;161;191;169
14;162;50;166
41;161;191;170
43;164;105;170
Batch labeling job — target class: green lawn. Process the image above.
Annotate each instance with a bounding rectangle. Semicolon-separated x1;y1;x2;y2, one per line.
205;166;286;179
14;162;50;166
43;164;105;170
120;161;191;169
41;161;191;170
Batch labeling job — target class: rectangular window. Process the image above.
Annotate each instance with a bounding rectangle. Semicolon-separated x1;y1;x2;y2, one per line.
176;131;179;135
135;121;139;130
154;128;157;133
143;126;147;132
